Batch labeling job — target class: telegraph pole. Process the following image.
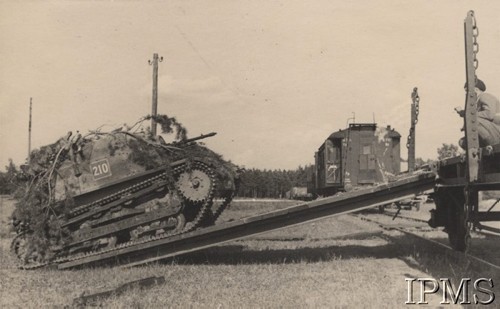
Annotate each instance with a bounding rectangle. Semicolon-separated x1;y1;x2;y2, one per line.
148;53;163;136
28;97;32;163
408;87;419;172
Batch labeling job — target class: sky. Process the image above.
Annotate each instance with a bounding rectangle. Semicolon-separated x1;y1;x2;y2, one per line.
1;0;500;170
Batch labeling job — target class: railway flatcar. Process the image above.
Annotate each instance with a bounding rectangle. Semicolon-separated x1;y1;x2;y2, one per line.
309;123;401;197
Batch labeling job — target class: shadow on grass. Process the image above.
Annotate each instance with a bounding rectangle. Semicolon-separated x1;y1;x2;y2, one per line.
158;232;405;266
100;228;500;295
160;232;500;281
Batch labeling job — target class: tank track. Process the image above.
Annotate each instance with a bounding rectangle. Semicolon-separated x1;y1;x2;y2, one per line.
12;160;236;270
211;180;240;223
211;196;232;224
65;169;177;228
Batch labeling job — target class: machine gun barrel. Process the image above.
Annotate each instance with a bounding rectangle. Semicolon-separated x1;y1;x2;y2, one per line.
172;132;217;146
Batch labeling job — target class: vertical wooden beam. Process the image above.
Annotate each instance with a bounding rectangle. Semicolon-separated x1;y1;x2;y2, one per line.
408;88;418;172
28;97;32;163
463;11;479;183
149;53;162;136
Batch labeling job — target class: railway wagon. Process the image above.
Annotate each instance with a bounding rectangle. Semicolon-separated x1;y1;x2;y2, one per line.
309;123;401;197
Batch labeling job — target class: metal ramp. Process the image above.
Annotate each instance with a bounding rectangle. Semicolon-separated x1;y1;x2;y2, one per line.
58;171;435;269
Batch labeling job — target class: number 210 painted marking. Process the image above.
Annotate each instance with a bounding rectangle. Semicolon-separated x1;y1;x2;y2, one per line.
90;159;112;180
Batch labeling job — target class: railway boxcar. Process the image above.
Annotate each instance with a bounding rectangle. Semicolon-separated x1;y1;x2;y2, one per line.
310;123;401;197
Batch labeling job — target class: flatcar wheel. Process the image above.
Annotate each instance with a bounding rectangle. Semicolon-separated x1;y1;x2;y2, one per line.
446;201;469;252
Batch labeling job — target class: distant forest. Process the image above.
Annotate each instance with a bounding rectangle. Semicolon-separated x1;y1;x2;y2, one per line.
236;166;311;198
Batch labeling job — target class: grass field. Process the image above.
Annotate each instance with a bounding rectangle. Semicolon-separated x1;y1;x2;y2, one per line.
1;196;499;308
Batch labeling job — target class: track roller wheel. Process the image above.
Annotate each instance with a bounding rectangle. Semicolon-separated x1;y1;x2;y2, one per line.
10;233;45;267
174;214;186;232
176;168;213;204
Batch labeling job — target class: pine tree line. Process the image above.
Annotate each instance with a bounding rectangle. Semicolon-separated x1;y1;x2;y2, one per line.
236;166;312;199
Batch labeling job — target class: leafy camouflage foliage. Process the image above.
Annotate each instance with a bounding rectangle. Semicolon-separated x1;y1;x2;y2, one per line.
12;142;74;260
147;114;187;141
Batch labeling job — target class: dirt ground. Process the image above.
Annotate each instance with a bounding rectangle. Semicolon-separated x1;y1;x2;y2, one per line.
1;196;499;308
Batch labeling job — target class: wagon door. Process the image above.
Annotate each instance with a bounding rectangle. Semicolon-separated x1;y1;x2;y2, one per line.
325;139;341;185
358;138;376;184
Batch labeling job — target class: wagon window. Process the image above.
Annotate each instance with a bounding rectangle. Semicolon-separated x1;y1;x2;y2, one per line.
362;145;371;155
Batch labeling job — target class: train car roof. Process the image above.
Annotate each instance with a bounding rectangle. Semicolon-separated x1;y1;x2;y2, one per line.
327;123;401;140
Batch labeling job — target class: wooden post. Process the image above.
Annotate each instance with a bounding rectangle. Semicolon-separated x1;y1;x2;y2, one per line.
408;88;418;172
28;97;32;163
73;276;165;306
149;53;163;136
463;11;479;183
